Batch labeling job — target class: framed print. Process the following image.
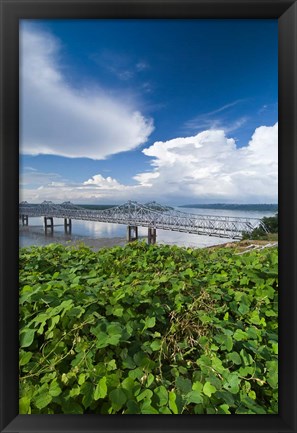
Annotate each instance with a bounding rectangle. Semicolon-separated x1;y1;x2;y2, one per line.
0;0;296;432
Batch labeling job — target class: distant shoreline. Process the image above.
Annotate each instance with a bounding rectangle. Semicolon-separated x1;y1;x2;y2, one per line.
179;204;278;212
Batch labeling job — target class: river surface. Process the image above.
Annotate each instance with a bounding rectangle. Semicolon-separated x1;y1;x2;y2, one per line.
19;207;276;250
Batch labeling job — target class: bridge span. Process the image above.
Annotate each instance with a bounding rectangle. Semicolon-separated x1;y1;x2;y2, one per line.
19;200;267;244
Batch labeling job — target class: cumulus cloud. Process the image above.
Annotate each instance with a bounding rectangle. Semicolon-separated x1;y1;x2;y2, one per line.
20;179;132;204
20;123;278;204
20;169;133;203
20;24;154;159
83;174;126;190
133;123;278;203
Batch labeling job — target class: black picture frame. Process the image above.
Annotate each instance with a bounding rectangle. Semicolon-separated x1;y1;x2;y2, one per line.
0;1;296;432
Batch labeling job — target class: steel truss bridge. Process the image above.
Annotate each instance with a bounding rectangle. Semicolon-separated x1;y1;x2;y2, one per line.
19;200;267;240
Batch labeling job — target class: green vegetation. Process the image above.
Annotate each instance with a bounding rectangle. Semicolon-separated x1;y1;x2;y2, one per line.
19;242;278;414
242;214;278;241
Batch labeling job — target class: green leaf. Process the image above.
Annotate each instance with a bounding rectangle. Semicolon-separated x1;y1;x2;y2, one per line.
125;400;140;414
176;376;192;395
78;373;86;385
223;373;241;394
240;349;254;366
49;380;62;397
211;356;225;373
203;381;216;397
219;404;231;414
199;314;212;324
19;396;31;414
106;304;123;317
146;373;154;387
271;342;278;355
266;360;278;389
238;303;250;315
93;329;121;348
227;351;242;365
168;391;178;414
69;386;81;397
107;359;117;371
224;336;233;352
107;323;123;336
246;327;258;340
62;400;84;414
239;395;267;414
184;268;194;278
192;381;203;393
141;407;159;414
19;351;32;366
34;390;52;409
233;329;247;341
109;388;127;411
47;315;60;332
20;329;35;348
186;390;203;404
215;390;235;406
121;377;135;394
154;386;168;406
128;367;144;380
240;276;249;286
136;389;153;402
133;352;155;370
265;309;277;317
150;339;162;351
81;382;94;409
94;376;107;400
248;390;257;400
144;317;156;329
159;406;172;414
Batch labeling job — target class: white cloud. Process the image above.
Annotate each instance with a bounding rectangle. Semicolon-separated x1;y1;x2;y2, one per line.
20;24;154;160
20;170;133;203
133;123;278;203
20;123;278;204
83;174;125;190
133;171;160;186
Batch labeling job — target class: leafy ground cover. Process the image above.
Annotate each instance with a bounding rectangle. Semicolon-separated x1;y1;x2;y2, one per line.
19;242;278;414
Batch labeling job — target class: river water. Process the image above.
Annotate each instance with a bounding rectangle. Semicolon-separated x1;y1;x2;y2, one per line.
19;207;276;250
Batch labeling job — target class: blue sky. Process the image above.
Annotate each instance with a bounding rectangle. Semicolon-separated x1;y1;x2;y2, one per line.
20;19;278;204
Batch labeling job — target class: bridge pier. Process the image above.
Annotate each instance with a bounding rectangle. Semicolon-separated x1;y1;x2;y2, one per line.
127;225;138;242
21;215;28;226
64;218;72;234
148;227;157;245
44;217;54;235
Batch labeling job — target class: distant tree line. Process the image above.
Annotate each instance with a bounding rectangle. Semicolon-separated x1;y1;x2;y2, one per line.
180;204;278;212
